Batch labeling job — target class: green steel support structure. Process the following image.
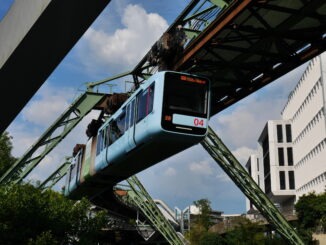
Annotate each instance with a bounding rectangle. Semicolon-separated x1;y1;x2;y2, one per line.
132;0;230;79
201;126;304;245
38;159;71;190
125;175;185;245
0;92;106;185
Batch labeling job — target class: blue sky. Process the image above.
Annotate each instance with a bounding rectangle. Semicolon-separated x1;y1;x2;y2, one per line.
2;0;308;214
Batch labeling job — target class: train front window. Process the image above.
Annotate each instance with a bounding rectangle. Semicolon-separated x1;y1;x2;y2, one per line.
163;73;208;116
162;72;209;134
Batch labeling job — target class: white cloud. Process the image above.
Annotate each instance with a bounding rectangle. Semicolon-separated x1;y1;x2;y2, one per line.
189;160;214;175
164;167;177;176
21;83;74;127
216;172;230;182
231;146;258;166
78;4;168;74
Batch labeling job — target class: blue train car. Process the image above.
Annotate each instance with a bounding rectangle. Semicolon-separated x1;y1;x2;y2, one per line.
64;71;210;199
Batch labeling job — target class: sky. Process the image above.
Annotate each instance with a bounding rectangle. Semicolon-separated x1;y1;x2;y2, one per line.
1;0;308;214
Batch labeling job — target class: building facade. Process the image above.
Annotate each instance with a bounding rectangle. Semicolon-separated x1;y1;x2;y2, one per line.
245;154;262;213
281;53;326;199
246;52;326;214
258;120;295;214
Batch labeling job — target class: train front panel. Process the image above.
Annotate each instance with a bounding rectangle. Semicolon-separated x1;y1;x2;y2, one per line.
161;72;210;136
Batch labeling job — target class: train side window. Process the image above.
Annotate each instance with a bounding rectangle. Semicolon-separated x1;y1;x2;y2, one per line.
147;84;155;114
103;126;108;148
101;130;106;151
96;130;103;155
130;100;135;127
66;165;71;185
136;84;155;123
137;90;147;122
109;120;122;145
117;109;126;136
96;129;107;155
77;150;83;176
106;125;111;146
125;104;130;131
71;163;77;180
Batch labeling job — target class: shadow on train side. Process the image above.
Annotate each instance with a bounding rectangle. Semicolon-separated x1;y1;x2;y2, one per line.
63;71;211;214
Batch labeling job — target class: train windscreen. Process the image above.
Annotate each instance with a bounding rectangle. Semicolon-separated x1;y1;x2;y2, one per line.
162;72;209;134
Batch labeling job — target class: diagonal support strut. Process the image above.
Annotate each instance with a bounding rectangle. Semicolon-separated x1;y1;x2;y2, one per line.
201;126;304;245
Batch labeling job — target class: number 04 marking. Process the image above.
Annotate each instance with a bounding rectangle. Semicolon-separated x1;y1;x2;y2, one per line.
194;118;204;126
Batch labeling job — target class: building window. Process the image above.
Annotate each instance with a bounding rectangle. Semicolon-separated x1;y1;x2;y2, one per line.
277;125;283;143
264;153;270;176
257;158;259;171
279;171;286;190
265;174;271;194
278;148;284;166
289;171;295;190
287;147;293;166
286;124;292;142
262;137;269;156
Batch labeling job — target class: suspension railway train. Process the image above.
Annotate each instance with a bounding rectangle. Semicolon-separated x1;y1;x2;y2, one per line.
64;71;211;199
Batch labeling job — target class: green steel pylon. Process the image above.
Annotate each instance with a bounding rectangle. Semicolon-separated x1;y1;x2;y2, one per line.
38;159;71;191
0;92;106;185
201;126;304;245
125;175;186;245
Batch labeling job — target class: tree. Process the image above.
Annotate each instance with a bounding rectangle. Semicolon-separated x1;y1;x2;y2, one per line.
223;217;269;245
0;132;16;177
193;198;213;230
199;232;225;245
0;184;108;244
295;191;326;236
186;198;215;244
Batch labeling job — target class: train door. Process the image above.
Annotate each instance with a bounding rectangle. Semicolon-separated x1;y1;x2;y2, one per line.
126;99;136;152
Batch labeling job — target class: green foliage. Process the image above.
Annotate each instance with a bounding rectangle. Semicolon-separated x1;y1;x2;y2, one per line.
185;198;214;244
0;132;16;177
28;231;59;245
193;198;213;230
223;217;268;245
0;184;108;244
199;231;225;245
185;223;206;244
295;191;326;232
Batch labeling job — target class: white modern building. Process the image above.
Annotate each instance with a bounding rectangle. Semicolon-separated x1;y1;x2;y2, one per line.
281;52;326;199
245;154;262;213
245;52;326;214
256;120;295;214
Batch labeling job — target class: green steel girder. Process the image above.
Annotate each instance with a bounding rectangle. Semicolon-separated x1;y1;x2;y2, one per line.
131;0;230;79
38;159;71;191
86;70;132;92
0;92;106;185
125;175;185;245
201;126;304;245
